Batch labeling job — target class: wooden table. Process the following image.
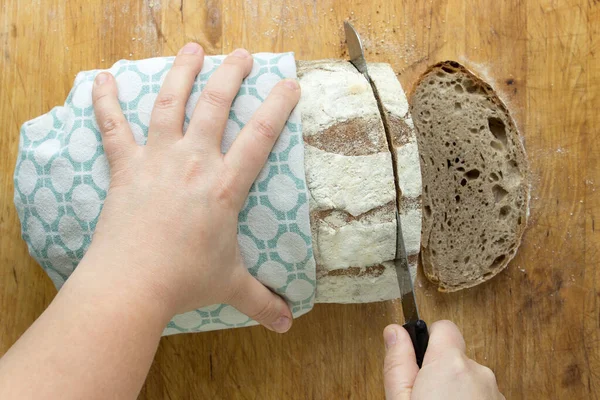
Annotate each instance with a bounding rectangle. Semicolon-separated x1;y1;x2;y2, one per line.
1;0;598;398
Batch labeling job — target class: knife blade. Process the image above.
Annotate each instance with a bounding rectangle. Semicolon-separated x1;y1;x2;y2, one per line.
395;211;429;368
344;21;369;77
344;21;429;368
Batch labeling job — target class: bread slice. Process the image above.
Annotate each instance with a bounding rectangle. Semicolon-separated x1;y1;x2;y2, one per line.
411;61;529;292
368;63;423;282
296;60;400;303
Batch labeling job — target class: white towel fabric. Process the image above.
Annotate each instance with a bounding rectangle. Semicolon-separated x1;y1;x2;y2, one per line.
13;53;316;335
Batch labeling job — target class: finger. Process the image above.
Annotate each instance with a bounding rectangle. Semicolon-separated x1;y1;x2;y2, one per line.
228;269;293;334
147;42;204;145
92;72;136;170
383;324;419;400
473;362;503;396
422;320;466;366
185;48;254;149
224;79;300;200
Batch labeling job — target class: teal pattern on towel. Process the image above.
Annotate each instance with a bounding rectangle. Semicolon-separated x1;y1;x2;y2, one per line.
13;52;316;335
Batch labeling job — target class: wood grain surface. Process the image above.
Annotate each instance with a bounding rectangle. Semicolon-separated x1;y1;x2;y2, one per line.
1;0;599;398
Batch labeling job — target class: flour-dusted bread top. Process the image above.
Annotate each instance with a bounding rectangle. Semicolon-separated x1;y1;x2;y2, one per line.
411;61;529;292
297;60;400;303
298;60;388;153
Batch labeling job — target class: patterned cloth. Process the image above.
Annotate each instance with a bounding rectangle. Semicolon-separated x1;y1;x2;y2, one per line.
13;53;316;335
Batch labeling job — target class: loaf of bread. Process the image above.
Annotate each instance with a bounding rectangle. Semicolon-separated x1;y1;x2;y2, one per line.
297;60;422;303
410;61;529;292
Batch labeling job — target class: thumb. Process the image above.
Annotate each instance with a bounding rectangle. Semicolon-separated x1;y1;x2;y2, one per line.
228;270;293;334
421;320;466;366
383;324;419;400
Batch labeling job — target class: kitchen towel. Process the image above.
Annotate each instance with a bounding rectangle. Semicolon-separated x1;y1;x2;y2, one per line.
13;52;316;335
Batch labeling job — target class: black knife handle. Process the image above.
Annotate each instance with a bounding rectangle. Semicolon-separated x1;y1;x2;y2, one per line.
402;320;429;368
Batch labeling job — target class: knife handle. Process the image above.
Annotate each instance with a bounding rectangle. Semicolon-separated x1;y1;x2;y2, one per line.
402;320;429;368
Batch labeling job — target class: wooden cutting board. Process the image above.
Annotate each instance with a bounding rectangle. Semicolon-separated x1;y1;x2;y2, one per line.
0;0;598;398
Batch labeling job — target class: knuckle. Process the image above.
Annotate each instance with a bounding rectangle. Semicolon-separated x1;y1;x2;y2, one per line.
479;365;498;382
101;116;124;138
225;277;244;304
201;88;230;109
181;155;204;183
382;354;404;376
247;297;279;322
154;93;178;110
444;350;469;374
252;118;278;141
214;175;238;208
93;90;113;106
